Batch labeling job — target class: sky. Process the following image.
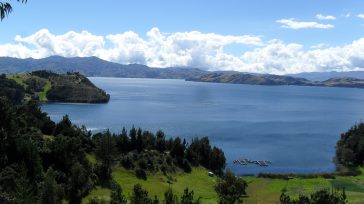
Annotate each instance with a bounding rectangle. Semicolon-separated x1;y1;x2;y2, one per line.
1;0;364;74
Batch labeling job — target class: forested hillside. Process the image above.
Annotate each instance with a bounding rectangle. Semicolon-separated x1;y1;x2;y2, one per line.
5;70;110;103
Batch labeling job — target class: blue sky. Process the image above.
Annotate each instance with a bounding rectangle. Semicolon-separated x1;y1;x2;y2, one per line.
1;0;364;74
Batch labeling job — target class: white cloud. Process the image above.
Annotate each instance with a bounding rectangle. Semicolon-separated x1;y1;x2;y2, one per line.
3;28;364;74
315;14;336;20
276;18;334;29
357;14;364;19
345;13;351;18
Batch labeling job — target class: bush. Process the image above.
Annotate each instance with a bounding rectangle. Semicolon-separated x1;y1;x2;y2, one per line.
120;155;134;169
181;159;192;173
135;168;147;180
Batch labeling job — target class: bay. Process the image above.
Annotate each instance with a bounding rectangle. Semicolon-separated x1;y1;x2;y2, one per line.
41;77;364;174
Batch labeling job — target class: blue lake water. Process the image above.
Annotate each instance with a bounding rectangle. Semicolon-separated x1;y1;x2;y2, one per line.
41;77;364;174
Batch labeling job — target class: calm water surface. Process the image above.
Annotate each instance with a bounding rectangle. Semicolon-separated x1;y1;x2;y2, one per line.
41;77;364;174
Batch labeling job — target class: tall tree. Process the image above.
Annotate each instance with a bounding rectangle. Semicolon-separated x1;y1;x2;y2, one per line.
39;167;63;204
0;0;27;21
130;184;153;204
94;130;116;181
215;170;247;204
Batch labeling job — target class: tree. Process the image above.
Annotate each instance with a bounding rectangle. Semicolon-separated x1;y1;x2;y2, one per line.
279;188;347;204
13;166;37;204
94;130;116;181
164;188;178;204
335;123;364;172
181;188;200;204
136;128;144;152
0;0;27;21
130;184;153;204
130;126;137;150
215;170;247;204
116;127;129;153
156;130;166;153
209;147;226;175
67;162;94;204
40;167;63;204
110;181;127;204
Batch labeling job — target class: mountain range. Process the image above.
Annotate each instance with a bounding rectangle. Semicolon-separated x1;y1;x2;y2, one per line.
0;56;209;79
2;56;364;88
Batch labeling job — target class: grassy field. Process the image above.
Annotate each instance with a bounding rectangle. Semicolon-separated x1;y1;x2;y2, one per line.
82;166;218;204
7;74;52;102
82;163;364;204
243;169;364;204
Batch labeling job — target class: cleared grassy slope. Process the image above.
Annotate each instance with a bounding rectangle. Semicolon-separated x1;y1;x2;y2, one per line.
7;74;51;102
82;166;218;204
243;168;364;204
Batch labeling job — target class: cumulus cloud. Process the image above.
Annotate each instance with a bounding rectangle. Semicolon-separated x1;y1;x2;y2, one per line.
276;18;334;29
357;14;364;19
3;28;364;74
315;14;336;20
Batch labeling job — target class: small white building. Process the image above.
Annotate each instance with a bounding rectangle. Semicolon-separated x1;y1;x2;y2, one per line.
208;172;214;177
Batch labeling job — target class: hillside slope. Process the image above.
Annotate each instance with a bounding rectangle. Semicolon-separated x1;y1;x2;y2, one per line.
6;71;110;103
188;72;364;89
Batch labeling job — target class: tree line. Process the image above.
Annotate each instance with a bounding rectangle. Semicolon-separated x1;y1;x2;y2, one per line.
0;95;245;204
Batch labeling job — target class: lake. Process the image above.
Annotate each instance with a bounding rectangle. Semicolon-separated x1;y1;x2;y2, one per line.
41;77;364;174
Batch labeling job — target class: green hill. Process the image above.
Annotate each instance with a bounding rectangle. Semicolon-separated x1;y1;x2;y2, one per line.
188;72;364;89
6;70;110;103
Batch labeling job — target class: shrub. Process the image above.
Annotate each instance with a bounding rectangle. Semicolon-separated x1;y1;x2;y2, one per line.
135;168;147;180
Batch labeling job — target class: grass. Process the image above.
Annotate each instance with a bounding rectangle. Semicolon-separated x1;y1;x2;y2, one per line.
112;167;218;204
7;74;29;88
82;166;218;204
243;171;364;204
82;187;111;204
86;153;97;165
37;79;52;101
7;74;52;102
81;162;364;204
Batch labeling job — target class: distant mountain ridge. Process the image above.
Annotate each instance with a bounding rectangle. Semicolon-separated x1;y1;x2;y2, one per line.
287;71;364;81
2;56;364;88
0;56;209;79
188;73;364;89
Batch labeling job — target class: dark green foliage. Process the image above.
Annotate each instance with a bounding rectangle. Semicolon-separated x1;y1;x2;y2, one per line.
130;126;137;150
102;126;226;175
181;188;201;204
24;77;47;93
0;74;25;103
152;196;160;204
279;188;347;204
215;170;247;204
0;97;96;203
130;184;153;204
156;130;166;153
335;123;364;170
164;188;179;204
209;147;226;175
0;95;227;203
67;162;94;204
93;130;116;181
135;168;147;180
186;137;226;175
181;159;192;173
44;71;110;103
39;167;63;204
110;180;127;204
0;0;27;21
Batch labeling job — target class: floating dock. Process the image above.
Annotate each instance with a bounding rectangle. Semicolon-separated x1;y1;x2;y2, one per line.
233;159;272;167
